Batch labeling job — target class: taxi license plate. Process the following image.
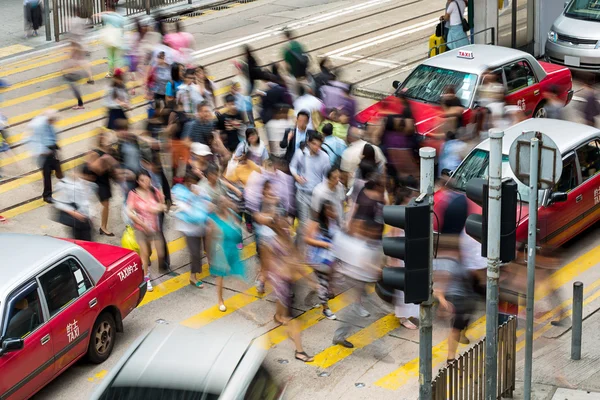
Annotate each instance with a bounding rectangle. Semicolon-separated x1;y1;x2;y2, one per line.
564;55;581;67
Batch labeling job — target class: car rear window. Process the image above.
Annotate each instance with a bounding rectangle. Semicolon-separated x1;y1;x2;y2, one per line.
97;386;219;400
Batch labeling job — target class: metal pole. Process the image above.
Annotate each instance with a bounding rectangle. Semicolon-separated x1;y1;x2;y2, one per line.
44;0;51;41
571;281;583;360
523;137;540;400
419;146;436;400
485;129;503;399
52;0;59;42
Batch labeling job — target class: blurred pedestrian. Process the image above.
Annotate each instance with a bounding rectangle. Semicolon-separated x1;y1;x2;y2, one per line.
260;76;293;124
216;94;244;154
544;85;566;120
282;29;309;81
233;128;269;165
166;98;191;183
264;104;293;163
30;110;62;203
305;200;339;319
280;110;315;165
24;0;43;38
53;167;96;241
441;0;469;50
69;6;94;84
172;172;209;288
311;166;345;227
289;132;331;247
340;127;386;188
176;68;200;114
294;85;324;130
434;234;474;362
164;21;196;66
106;69;130;130
232;61;254;126
205;195;246;312
321;123;346;168
313;57;336;97
97;3;126;77
63;46;86;111
165;63;184;105
147;51;171;108
127;170;167;292
86;129;120;236
581;80;600;127
193;66;216;110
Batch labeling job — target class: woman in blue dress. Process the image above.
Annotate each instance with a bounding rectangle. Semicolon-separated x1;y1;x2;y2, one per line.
205;195;245;312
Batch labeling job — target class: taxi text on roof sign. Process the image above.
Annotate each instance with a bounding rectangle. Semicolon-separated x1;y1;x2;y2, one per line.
457;50;474;59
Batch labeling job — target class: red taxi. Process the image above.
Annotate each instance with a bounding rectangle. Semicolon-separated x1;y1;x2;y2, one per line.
356;45;574;134
0;234;145;400
435;118;600;249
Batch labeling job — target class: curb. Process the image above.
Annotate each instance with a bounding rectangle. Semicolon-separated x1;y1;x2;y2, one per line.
352;87;389;101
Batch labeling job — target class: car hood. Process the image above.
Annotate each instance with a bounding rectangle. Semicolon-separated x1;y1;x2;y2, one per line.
61;239;135;268
355;95;445;134
553;14;600;39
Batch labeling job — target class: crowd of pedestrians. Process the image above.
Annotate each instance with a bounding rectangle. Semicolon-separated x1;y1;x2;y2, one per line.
12;7;599;366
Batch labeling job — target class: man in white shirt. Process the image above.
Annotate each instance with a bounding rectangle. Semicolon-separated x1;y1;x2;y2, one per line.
294;85;324;130
311;167;345;226
265;105;293;159
340;127;386;187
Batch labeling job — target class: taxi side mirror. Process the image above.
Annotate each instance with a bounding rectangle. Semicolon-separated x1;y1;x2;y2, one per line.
0;338;24;356
549;192;568;205
392;80;401;89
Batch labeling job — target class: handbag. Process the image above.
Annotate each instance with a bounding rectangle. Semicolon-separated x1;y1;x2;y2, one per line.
54;203;89;230
453;0;470;32
307;234;335;274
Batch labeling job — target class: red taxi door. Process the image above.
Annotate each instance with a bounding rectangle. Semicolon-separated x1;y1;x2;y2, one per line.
0;281;55;400
502;60;542;118
38;258;96;374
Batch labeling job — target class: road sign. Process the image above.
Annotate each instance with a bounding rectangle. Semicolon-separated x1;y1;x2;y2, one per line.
508;131;562;189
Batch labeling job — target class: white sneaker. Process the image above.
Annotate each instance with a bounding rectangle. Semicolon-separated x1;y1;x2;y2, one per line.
323;308;337;320
146;276;153;292
355;303;370;318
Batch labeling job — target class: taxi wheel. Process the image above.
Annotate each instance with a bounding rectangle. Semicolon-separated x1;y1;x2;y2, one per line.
87;312;116;364
534;103;547;119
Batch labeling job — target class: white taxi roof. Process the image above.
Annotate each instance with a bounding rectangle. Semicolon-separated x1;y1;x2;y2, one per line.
0;234;105;301
475;119;600;155
422;45;547;80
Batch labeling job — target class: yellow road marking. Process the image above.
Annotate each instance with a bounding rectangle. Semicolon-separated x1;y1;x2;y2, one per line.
0;45;33;58
0;156;88;194
86;369;108;382
141;241;257;307
0;55;71;78
1;198;46;219
515;278;600;352
6;81;142;127
0;113;146;195
260;286;375;349
0;63;107;102
374;246;600;390
308;314;400;369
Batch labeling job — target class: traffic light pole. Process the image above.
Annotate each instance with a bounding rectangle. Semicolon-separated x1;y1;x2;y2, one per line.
485;129;503;399
418;147;435;400
524;138;540;400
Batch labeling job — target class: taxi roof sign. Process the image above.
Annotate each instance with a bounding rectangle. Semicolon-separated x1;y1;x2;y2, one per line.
457;49;474;59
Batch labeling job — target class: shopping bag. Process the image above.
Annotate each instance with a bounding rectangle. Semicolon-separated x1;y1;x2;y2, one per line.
121;225;140;255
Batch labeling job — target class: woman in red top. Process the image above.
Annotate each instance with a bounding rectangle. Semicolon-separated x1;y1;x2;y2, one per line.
126;170;166;292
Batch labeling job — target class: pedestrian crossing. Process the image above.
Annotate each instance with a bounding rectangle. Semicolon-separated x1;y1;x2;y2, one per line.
2;23;600;398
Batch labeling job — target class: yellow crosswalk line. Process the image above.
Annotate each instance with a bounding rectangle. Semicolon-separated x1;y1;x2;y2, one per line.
0;55;71;78
1;198;46;219
0;45;33;58
260;286;375;349
308;314;400;369
0;60;107;97
0;156;87;194
374;245;600;390
141;242;257;307
6;82;142;127
0;112;146;189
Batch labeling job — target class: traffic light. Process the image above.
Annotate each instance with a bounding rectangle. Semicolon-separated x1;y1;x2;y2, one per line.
465;178;518;263
376;199;431;305
465;178;489;257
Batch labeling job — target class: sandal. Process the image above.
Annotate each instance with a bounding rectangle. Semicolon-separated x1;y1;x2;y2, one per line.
189;280;204;288
273;314;283;325
295;351;314;363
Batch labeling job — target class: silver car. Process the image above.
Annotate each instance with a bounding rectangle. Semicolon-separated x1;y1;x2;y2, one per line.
90;326;286;400
545;0;600;71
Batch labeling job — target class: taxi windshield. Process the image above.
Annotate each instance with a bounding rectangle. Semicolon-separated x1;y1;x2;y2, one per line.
449;148;544;205
400;65;478;107
565;0;600;22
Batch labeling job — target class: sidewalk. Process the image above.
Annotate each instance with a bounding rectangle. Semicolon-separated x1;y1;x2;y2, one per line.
0;0;232;59
511;310;600;399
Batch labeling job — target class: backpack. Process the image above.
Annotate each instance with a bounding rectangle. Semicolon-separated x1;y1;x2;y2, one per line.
321;141;342;170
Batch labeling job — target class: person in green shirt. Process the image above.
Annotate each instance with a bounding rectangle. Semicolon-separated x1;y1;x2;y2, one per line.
282;30;308;79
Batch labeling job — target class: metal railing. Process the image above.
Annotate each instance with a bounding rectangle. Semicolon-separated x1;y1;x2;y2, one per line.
428;27;496;58
51;0;192;41
431;316;516;399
